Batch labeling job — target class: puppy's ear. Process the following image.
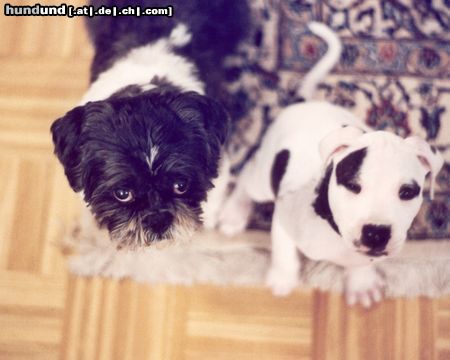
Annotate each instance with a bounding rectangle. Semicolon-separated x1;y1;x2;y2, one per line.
404;136;444;199
319;125;365;164
170;91;230;146
51;106;87;192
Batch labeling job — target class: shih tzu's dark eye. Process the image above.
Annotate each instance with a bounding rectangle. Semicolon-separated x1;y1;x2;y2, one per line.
113;189;134;203
173;179;188;195
344;182;361;194
399;183;420;200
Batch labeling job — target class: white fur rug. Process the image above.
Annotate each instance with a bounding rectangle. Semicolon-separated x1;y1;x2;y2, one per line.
65;225;450;299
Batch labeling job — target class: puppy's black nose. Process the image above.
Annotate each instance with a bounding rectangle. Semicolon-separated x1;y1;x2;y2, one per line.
142;211;174;234
361;224;391;250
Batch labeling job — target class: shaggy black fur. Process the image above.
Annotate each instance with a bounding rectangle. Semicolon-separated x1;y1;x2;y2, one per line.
87;0;250;99
51;90;229;245
51;0;249;246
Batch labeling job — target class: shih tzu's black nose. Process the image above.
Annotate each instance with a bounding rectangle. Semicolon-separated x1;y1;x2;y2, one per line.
142;211;174;234
361;224;391;250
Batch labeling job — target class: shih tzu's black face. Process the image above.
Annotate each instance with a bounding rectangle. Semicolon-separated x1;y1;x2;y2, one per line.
51;90;229;247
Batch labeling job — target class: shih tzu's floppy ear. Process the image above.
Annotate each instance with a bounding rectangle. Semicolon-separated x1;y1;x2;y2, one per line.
169;91;230;148
51;106;87;192
404;136;444;199
319;125;366;164
51;101;113;192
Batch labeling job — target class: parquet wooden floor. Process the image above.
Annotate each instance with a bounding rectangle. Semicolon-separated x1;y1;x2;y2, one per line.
1;1;89;358
1;2;450;359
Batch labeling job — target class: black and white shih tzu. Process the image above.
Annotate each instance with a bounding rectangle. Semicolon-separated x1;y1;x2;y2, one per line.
51;0;250;248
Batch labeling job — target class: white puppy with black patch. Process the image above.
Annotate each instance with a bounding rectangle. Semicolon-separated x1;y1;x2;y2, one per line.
218;23;444;307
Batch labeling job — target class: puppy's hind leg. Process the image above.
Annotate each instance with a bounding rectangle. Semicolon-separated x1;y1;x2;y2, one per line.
219;148;277;236
266;214;300;296
203;156;232;229
217;179;254;236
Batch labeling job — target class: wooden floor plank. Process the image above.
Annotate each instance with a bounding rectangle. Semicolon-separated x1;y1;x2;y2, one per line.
0;10;85;357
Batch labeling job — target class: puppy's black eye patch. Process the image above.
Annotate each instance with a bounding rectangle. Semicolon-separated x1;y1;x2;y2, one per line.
336;147;367;195
399;182;421;200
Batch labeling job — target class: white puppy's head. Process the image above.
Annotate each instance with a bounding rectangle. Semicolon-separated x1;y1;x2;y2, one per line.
315;126;443;258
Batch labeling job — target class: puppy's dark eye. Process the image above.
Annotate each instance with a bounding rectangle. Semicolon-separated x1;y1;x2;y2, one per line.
173;179;188;195
399;183;420;200
113;189;134;203
344;182;361;194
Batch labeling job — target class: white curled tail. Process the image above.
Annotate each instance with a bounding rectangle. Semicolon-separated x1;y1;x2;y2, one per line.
298;22;342;100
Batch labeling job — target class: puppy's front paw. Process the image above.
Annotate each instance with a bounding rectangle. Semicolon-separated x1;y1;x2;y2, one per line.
344;266;385;308
265;266;299;297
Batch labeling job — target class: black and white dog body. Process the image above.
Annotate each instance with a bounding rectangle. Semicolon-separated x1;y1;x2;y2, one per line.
219;102;443;307
51;0;250;248
217;23;444;307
